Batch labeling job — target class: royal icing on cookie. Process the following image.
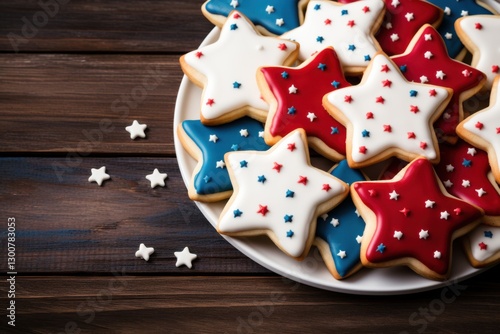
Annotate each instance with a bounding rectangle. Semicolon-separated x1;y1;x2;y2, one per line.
259;47;350;160
281;0;385;73
203;0;305;35
352;158;483;278
425;0;494;59
457;77;500;184
181;11;298;124
324;53;451;168
466;224;500;265
316;160;366;279
218;129;348;259
391;24;486;139
481;0;500;13
436;140;500;224
179;118;269;201
456;15;500;90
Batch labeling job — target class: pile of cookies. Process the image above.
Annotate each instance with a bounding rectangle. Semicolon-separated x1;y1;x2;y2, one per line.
177;0;500;281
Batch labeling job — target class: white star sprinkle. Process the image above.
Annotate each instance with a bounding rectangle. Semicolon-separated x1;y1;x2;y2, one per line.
355;209;360;217
434;250;441;259
276;18;285;27
265;5;274;14
307;112;317;122
288;84;298;94
424;34;433;41
356;235;363;244
446;164;455;172
394;231;403;240
337;250;347;259
440;211;450;220
209;134;218;143
462;180;471;188
476;188;487;197
88;166;110;186
461;10;468;17
436;70;446;80
419;229;429;239
258;131;264;138
420;75;429;83
240;129;249;137
330;218;340;227
125;120;147;139
145;168;167;188
424;51;433;59
425;200;435;208
445;32;453;40
216;160;226;169
467;147;477;156
392;0;400;8
444;180;453;188
174;247;197;268
389;190;399;200
405;12;414;22
386;22;393;30
230;0;238;8
135;243;154;261
444;7;451;16
390;33;399;42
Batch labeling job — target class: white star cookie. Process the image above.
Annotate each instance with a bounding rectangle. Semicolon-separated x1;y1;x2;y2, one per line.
456;15;500;90
88;166;110;186
218;129;349;260
457;77;500;184
180;11;299;125
281;0;385;74
324;53;452;168
174;247;197;268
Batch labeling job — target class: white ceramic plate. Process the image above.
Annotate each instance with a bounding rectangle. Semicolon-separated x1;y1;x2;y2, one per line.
173;27;485;295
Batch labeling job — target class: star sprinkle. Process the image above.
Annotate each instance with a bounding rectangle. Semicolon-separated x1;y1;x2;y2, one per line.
135;243;154;261
145;169;168;188
125;120;147;139
456;15;500;90
258;47;351;160
457;78;500;186
181;12;298;125
178;118;269;202
325;53;451;168
203;0;305;35
425;0;494;58
316;159;366;279
466;224;500;266
88;166;110;186
392;25;486;139
352;158;483;279
281;0;385;73
218;130;348;259
174;247;197;268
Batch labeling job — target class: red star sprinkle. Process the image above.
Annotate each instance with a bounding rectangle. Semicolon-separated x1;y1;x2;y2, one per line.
257;204;269;216
206;98;215;106
366;112;374;119
475;23;483;30
322;184;331;192
475;121;484;130
400;207;411;217
454;208;462;215
410;105;419;113
479;242;487;250
273;162;283;173
492;65;499;73
347;20;355;27
359;146;367;154
287;143;296;151
298;176;308;185
368;189;377;197
344;95;353;103
362;6;370;13
324;18;332;25
383;124;392;132
195;51;203;58
278;43;287;51
407;132;416;139
233;13;241;19
429;89;437;97
420;141;428;149
382;79;392;87
353;158;483;278
376;96;385;104
381;64;390;72
496;127;500;134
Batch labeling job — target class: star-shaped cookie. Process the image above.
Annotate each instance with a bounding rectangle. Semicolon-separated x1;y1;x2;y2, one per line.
425;0;494;59
436;140;500;226
178;117;269;202
180;11;299;125
281;0;385;74
202;0;308;36
258;47;350;161
324;53;452;168
464;224;500;267
315;160;366;279
218;129;349;260
351;158;483;280
456;15;500;90
457;77;500;185
392;24;486;140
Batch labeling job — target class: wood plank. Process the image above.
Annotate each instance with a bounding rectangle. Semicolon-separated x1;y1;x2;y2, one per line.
0;54;187;155
0;157;268;274
3;273;500;333
0;0;214;53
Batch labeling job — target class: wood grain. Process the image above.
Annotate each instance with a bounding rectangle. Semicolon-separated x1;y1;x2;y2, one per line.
0;54;184;155
3;273;499;333
0;0;213;53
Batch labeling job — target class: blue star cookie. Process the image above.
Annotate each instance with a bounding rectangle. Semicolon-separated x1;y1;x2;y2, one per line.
178;117;269;202
202;0;307;35
315;160;366;279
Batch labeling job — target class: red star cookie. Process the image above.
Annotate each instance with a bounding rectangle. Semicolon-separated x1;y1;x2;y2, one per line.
324;53;452;168
338;0;444;56
258;47;350;161
392;24;486;141
351;158;483;280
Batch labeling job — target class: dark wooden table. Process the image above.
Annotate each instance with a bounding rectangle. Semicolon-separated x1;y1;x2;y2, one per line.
1;1;499;333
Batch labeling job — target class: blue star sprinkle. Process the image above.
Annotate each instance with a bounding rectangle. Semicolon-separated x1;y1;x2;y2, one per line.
362;129;370;137
409;90;418;97
284;214;293;223
233;81;241;89
240;160;248;168
364;54;371;61
331;80;340;89
203;175;212;183
286;230;294;238
281;71;289;79
314;4;321;10
258;175;267;183
484;231;493;238
317;63;327;71
399;64;407;73
376;243;386;253
348;44;356;51
231;144;240;151
230;23;238;30
316;36;324;43
341;9;348;15
462;158;472;167
331;127;339;135
287;106;296;115
285;189;295;198
233;209;243;218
